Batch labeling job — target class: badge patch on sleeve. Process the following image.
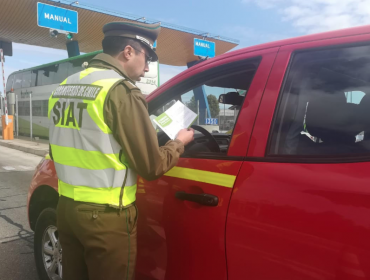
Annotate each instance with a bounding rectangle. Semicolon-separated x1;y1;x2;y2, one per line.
52;85;103;100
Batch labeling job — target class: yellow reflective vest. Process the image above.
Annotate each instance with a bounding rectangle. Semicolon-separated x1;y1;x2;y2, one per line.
48;68;137;208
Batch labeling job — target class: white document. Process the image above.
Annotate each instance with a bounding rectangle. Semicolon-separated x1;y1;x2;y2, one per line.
153;101;198;140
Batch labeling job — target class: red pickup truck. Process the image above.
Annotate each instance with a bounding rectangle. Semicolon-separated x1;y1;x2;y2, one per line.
29;24;370;280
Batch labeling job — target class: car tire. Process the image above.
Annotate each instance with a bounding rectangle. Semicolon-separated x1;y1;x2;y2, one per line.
34;208;62;280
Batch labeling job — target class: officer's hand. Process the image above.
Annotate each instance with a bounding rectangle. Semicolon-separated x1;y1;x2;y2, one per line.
176;128;194;146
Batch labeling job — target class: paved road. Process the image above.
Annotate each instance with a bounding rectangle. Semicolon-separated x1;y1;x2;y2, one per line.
0;146;41;280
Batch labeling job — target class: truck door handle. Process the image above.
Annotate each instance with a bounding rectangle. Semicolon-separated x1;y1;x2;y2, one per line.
175;191;218;207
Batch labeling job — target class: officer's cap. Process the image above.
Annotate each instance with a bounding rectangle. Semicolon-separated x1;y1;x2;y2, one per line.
103;21;161;62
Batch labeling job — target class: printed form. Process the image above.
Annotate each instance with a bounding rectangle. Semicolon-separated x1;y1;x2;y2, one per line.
154;101;198;139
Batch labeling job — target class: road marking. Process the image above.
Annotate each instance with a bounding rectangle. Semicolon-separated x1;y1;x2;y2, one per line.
2;166;15;171
19;166;34;171
0;166;35;171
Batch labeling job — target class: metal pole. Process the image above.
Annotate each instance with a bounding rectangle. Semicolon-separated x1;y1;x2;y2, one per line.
15;94;18;137
1;48;8;125
205;108;207;125
30;93;32;141
197;100;199;125
223;103;225;130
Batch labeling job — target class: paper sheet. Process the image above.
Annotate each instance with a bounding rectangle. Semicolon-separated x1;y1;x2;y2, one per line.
153;101;198;140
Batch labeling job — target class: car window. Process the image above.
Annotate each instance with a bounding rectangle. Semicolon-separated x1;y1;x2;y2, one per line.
151;56;261;155
269;44;370;157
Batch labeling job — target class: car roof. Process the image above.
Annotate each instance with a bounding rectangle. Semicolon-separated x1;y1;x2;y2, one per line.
147;24;370;102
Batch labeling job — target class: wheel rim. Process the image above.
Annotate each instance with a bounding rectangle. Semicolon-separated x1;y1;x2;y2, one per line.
42;225;62;280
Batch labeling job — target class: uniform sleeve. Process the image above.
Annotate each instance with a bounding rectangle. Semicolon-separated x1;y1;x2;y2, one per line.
104;83;185;181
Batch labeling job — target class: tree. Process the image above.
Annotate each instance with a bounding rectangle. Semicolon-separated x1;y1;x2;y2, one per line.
207;94;220;118
186;95;220;118
186;96;197;113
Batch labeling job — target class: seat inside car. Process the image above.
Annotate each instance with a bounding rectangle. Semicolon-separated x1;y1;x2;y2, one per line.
300;90;362;155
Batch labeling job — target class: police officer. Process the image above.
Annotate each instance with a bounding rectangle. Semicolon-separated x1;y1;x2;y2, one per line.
48;21;194;280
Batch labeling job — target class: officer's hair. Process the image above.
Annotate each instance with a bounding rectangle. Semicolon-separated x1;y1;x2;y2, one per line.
102;37;143;57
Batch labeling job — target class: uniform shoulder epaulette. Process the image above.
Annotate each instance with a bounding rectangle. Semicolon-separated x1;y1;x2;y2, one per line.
121;79;140;92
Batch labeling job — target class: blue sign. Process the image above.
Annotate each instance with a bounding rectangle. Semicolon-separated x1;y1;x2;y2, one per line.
194;39;215;58
37;2;78;33
206;118;218;125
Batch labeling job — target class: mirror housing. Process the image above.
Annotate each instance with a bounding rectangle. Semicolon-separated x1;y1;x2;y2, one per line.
218;92;243;106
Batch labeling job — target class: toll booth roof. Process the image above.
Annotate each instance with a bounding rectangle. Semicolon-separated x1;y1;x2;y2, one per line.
0;0;239;66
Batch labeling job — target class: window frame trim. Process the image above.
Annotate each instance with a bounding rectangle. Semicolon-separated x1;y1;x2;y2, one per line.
148;56;263;160
266;41;370;163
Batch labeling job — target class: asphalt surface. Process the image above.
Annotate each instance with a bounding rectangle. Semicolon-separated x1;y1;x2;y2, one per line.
0;146;41;280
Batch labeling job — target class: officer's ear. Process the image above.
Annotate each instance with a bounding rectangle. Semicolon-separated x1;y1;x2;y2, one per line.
120;45;134;61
